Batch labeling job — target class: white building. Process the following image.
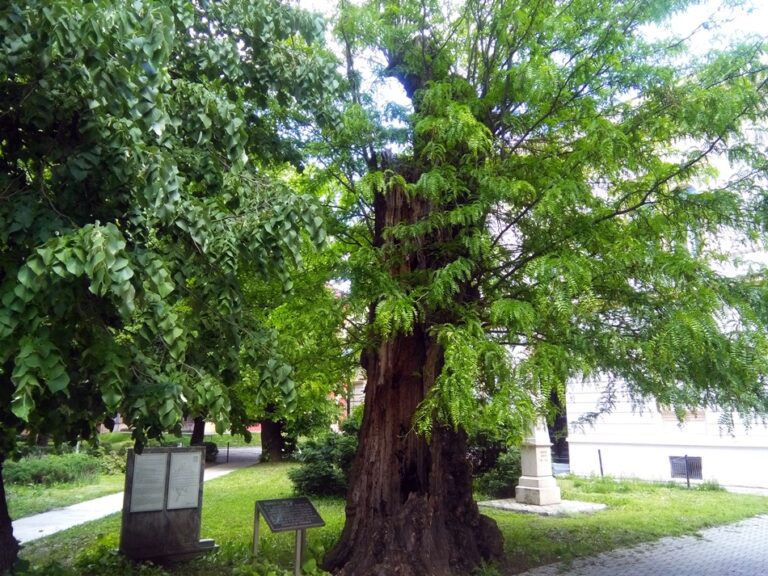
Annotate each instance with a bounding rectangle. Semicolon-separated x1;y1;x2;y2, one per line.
567;378;768;489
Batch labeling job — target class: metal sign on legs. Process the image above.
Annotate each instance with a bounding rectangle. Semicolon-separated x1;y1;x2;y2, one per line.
253;497;325;576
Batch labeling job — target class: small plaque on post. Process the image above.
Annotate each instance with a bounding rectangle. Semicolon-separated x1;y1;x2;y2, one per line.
256;497;325;532
253;497;325;576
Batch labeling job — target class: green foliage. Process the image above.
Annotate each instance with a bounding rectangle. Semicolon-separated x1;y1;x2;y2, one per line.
75;545;169;576
91;450;128;476
373;293;419;337
473;448;522;499
288;420;360;497
0;0;337;468
470;563;502;576
4;453;101;486
696;480;725;492
236;244;359;440
331;0;768;441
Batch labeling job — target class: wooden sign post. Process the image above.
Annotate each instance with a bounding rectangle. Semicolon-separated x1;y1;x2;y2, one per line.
253;497;325;576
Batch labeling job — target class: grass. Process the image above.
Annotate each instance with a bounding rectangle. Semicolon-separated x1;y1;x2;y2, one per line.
16;468;768;576
490;475;768;573
8;475;126;520
8;432;260;521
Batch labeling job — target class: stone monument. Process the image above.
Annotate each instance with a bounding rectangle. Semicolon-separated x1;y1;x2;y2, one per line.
515;418;562;506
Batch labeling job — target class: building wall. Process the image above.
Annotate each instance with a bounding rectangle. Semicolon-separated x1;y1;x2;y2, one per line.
567;379;768;488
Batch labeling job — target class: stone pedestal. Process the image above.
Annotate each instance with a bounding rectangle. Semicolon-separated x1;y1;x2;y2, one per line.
515;419;561;506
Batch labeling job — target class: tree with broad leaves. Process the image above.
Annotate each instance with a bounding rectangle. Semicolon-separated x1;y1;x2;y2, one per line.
0;0;336;571
320;1;768;575
237;244;363;461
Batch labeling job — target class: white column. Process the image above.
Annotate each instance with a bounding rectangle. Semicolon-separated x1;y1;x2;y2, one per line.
515;418;562;505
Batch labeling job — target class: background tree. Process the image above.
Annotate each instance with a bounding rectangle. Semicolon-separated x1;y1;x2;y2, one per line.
236;244;362;461
321;1;768;575
0;0;335;570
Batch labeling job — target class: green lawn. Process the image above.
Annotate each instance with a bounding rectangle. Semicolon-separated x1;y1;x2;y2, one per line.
8;432;259;521
490;475;768;573
16;467;768;576
8;475;126;520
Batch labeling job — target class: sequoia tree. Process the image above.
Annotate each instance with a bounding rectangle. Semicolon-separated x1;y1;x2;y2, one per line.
0;0;334;570
322;1;768;575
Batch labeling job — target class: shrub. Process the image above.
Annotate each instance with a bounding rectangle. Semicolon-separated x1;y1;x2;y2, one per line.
85;444;128;475
5;453;102;486
97;451;128;475
288;418;359;497
696;480;724;492
466;429;506;476
474;447;522;498
74;545;169;576
203;441;219;462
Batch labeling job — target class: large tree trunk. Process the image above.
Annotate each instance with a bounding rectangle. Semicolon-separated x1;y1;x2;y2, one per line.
323;327;503;576
324;175;503;575
0;458;20;575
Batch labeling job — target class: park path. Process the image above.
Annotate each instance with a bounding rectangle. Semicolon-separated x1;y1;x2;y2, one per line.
12;446;262;544
515;513;768;576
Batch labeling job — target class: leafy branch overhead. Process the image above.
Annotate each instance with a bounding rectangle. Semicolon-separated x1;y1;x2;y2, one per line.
334;0;768;435
0;0;337;455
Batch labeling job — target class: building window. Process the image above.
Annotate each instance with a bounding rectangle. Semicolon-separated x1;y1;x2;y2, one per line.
669;456;703;480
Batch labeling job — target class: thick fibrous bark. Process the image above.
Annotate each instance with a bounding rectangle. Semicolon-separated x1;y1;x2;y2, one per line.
324;171;503;575
0;459;20;575
323;328;502;576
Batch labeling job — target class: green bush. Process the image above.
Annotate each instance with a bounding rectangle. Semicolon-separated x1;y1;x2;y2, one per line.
84;444;128;475
5;453;102;486
466;428;506;476
474;447;522;498
288;418;359;497
696;480;725;492
97;451;127;475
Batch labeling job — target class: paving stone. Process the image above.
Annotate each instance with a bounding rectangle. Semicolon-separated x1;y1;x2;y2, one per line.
517;515;768;576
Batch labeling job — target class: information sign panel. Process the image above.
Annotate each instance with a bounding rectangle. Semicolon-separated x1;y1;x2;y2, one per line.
256;497;325;532
167;451;202;510
130;453;168;512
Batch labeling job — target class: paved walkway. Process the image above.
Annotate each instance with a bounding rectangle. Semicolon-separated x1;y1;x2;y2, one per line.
12;446;261;544
516;514;768;575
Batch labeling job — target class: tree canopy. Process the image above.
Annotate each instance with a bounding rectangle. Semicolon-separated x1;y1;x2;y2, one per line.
1;0;768;574
0;0;336;569
321;1;768;574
